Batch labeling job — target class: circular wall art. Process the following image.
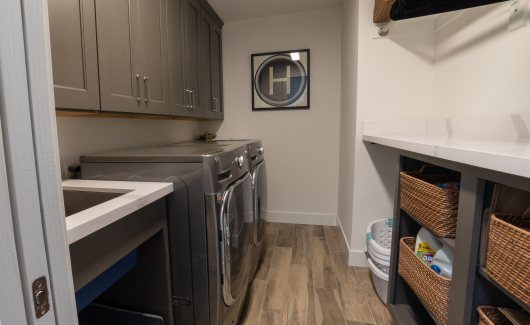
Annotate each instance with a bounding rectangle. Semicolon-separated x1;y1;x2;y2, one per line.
251;49;310;110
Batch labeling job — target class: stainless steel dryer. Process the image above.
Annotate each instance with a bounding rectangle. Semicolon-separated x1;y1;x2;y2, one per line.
80;143;254;325
244;140;267;284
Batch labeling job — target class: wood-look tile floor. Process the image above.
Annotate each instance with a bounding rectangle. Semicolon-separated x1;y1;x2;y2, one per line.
239;222;395;325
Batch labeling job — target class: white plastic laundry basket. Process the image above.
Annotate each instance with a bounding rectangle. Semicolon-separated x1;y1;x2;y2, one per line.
367;257;389;305
365;218;392;256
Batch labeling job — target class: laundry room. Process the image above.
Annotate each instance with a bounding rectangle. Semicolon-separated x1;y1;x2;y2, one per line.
1;0;530;324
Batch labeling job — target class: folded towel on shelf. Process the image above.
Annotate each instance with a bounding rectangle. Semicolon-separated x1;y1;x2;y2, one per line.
390;0;508;21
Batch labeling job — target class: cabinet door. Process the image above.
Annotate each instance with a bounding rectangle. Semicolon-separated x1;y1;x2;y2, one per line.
96;0;143;113
167;0;190;116
200;8;215;119
211;23;224;120
138;0;170;115
183;0;203;117
48;0;100;111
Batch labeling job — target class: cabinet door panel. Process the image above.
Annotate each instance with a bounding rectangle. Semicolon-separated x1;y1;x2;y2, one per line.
200;8;214;119
183;0;203;117
211;23;223;119
48;0;100;110
96;0;142;113
167;0;190;116
138;0;170;115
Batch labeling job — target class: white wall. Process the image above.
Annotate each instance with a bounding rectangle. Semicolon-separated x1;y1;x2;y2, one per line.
432;1;530;117
218;8;342;225
340;0;435;264
56;117;219;178
338;0;359;247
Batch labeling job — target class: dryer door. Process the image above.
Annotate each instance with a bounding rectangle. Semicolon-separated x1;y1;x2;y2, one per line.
220;172;253;306
253;160;268;246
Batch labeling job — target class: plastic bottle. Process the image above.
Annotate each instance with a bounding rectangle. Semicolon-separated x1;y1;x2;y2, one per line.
430;246;454;279
415;228;443;266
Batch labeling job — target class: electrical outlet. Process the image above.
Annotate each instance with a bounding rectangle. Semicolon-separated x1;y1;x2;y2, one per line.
64;162;76;179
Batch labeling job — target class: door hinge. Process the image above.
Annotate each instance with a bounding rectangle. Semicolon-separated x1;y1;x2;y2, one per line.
32;276;50;318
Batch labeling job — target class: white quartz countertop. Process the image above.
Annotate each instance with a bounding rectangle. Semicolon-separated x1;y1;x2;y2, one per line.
63;179;173;244
362;115;530;179
363;133;530;178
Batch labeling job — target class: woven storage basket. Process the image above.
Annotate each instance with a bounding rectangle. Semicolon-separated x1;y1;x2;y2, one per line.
477;306;513;325
400;165;460;238
398;237;451;325
486;213;530;306
374;0;396;23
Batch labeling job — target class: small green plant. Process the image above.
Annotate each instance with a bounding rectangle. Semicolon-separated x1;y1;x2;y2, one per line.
196;132;217;141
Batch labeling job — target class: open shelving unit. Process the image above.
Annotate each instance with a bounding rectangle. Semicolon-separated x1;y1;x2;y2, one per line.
382;149;530;325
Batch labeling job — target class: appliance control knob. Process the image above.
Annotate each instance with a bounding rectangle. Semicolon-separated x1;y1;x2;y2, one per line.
235;155;245;167
257;147;264;155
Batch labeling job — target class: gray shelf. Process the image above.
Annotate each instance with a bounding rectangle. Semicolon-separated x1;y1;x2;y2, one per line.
477;266;530;314
388;304;440;325
401;210;455;251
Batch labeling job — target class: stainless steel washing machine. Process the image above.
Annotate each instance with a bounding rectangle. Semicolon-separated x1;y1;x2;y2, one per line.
163;140;268;284
80;143;254;325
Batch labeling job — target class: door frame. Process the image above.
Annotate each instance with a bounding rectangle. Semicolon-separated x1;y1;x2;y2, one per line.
0;0;78;323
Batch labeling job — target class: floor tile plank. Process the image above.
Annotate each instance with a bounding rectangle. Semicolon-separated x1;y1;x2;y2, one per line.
330;252;375;324
311;237;338;289
239;279;267;325
324;226;347;252
262;247;292;311
287;264;310;325
266;222;280;235
354;267;394;325
292;225;310;265
276;223;293;248
259;309;287;325
255;223;280;281
309;225;325;237
314;288;346;325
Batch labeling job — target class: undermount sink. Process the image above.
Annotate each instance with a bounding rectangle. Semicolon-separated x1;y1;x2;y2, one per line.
62;179;173;245
63;190;126;218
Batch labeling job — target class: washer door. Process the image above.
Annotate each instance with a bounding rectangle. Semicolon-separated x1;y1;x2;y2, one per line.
253;161;268;246
220;172;253;306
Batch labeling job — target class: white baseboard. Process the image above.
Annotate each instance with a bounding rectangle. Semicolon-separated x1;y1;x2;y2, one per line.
335;216;368;267
349;250;368;267
265;210;337;226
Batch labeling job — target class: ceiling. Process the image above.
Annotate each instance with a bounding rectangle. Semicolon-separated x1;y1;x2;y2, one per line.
207;0;343;23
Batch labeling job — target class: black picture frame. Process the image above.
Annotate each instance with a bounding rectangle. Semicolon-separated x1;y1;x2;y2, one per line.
251;49;310;111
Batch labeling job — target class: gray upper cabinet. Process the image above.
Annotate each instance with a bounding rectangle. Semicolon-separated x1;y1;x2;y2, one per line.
96;0;143;114
48;0;100;111
200;8;223;120
182;0;204;117
49;0;222;118
138;0;170;115
200;8;214;119
211;19;224;119
167;0;189;116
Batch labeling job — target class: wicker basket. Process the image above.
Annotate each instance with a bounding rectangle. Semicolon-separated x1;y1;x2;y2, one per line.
400;165;460;238
477;306;513;325
398;237;451;325
374;0;396;23
486;213;530;306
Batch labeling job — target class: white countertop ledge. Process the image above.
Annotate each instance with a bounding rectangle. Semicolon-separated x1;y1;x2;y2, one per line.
362;133;530;179
63;179;173;245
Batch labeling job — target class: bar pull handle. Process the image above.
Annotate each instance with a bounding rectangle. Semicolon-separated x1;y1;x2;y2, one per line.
190;90;195;108
136;74;143;102
212;98;217;112
186;90;192;108
143;77;150;103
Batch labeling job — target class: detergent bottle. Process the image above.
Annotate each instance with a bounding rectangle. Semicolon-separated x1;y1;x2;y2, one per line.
414;228;442;266
430;246;454;279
